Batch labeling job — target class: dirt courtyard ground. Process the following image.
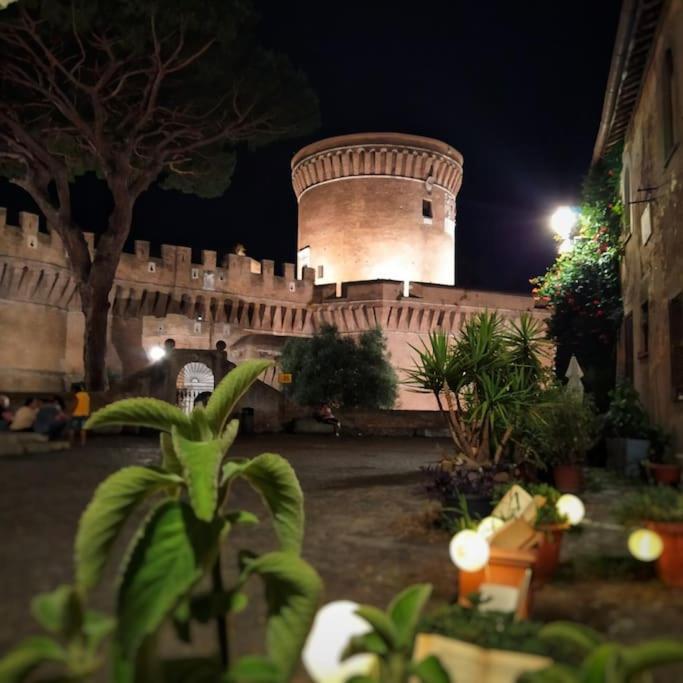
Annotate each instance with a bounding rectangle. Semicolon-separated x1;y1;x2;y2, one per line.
1;434;681;680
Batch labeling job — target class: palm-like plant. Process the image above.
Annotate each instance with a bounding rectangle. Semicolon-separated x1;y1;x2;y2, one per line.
406;312;549;467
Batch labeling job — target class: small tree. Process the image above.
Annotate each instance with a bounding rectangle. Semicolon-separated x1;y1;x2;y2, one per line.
0;0;318;389
279;325;398;410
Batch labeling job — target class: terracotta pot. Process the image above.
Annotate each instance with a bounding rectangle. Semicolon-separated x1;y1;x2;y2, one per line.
553;464;582;493
646;521;683;588
645;462;682;486
533;525;568;584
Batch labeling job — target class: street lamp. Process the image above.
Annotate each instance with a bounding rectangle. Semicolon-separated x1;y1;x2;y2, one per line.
148;345;166;362
550;206;578;240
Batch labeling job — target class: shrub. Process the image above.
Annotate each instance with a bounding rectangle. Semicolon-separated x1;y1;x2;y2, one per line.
617;487;683;525
604;382;651;439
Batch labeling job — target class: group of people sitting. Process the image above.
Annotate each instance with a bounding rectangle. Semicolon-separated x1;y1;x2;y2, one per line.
0;385;91;445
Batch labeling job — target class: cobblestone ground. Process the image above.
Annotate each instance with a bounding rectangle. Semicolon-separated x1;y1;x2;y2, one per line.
1;435;682;681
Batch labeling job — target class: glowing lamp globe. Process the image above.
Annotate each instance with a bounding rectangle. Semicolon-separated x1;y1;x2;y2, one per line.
628;529;664;562
558;239;573;254
302;601;374;683
556;494;585;526
550;206;578;240
477;516;504;540
449;529;490;572
148;345;166;362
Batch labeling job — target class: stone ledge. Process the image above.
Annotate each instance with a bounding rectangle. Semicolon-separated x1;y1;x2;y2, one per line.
0;433;70;456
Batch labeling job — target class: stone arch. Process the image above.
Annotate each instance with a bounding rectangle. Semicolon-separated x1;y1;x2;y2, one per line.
176;361;215;414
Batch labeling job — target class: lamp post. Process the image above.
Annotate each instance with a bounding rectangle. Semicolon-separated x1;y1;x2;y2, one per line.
550;206;579;253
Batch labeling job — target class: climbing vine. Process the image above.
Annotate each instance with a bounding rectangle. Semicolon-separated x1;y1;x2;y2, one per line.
531;146;623;409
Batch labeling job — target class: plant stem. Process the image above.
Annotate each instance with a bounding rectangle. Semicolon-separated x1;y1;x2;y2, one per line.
212;554;229;669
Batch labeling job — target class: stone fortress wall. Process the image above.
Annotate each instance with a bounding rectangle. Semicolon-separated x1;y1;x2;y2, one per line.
0;132;548;410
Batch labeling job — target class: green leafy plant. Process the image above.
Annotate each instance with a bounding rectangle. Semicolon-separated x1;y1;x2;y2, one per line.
342;584;449;683
0;360;323;683
280;324;398;409
604;382;651;440
518;622;683;682
406;312;550;468
617;487;683;525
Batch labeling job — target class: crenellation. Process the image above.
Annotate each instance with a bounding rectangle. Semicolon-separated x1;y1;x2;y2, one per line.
201;249;217;270
19;211;39;235
135;240;150;260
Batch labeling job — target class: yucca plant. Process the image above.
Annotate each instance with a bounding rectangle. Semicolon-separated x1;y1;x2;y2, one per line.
406;312;549;467
0;360;322;683
342;584;449;683
518;621;683;682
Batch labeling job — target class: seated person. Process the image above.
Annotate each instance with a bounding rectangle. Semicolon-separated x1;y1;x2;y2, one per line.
0;395;13;431
10;397;40;432
314;402;341;436
34;396;68;439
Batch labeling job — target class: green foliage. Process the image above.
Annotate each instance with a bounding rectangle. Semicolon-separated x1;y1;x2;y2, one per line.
280;325;398;409
616;487;683;524
531;147;624;409
521;386;598;466
407;311;550;466
0;361;322;682
343;584;450;683
604;382;651;439
519;621;683;682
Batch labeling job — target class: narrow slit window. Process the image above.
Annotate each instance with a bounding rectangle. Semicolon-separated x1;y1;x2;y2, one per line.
624;313;634;383
422;199;433;221
317;265;324;279
669;293;683;400
640;301;650;357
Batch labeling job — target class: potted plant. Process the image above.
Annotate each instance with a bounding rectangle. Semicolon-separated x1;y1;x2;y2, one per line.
643;426;680;486
617;487;683;588
604;382;651;478
524;388;597;493
409;312;550;514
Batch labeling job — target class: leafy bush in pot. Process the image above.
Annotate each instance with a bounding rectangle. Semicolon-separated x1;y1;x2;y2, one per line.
617;487;683;525
604;382;651;440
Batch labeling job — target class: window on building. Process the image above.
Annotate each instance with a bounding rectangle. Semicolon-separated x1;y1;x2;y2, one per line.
662;48;677;160
422;199;433;223
669;293;683;401
624;313;634;383
640;300;650;357
622;166;631;233
317;265;324;279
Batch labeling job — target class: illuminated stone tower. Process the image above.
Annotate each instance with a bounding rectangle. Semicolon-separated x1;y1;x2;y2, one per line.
291;132;463;288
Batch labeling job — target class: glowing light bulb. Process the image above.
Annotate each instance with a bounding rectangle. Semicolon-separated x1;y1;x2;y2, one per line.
449;529;490;572
550;206;578;240
148;345;166;362
302;601;374;683
628;529;663;562
556;494;585;525
477;516;505;540
558;239;573;254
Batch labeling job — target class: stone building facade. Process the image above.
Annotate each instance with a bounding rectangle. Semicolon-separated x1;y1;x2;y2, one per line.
594;0;683;444
0;133;543;411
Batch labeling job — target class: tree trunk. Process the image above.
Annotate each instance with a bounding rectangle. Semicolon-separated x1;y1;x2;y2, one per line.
80;278;113;391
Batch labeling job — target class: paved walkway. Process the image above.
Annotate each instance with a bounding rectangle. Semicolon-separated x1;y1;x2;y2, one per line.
1;435;682;680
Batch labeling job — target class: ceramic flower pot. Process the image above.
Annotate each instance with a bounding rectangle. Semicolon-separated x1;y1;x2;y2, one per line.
552;464;582;493
646;521;683;588
533;524;568;584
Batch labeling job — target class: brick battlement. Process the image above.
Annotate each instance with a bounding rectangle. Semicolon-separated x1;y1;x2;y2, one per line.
0;207;315;308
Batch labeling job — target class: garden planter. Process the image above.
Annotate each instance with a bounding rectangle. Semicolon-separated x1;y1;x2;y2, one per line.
458;546;537;618
414;633;552;683
645;521;683;588
553;464;582;493
606;437;650;478
644;462;681;486
533;524;568;584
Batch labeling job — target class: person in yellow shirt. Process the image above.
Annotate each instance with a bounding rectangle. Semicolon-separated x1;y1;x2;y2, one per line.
71;383;90;446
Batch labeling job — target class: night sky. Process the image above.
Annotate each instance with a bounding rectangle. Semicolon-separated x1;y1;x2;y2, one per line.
0;0;621;294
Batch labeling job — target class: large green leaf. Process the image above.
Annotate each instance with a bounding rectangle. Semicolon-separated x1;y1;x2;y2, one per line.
85;398;192;433
354;606;398;649
116;501;225;662
173;420;239;521
160;432;183;476
222;453;304;554
225;656;282;683
621;640;683;679
387;583;432;649
75;466;183;592
205;360;274;433
242;552;322;681
30;585;81;639
538;622;604;655
0;636;66;683
411;655;451;683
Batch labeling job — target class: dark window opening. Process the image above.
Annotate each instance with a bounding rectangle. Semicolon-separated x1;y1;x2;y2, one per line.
640;301;650;357
663;48;677;159
422;199;433;220
624;313;634;383
669;293;683;401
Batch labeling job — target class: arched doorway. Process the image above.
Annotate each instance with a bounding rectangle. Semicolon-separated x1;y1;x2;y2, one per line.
176;362;215;414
